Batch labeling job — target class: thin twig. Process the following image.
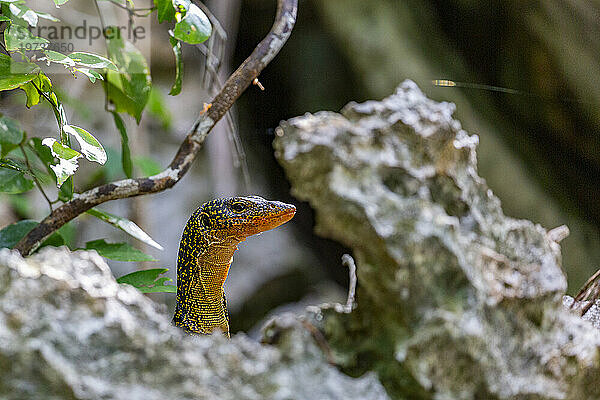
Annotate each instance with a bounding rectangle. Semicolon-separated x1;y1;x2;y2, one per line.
106;1;156;16
29;80;68;145
572;267;600;317
301;320;336;365
193;4;251;190
93;0;107;35
212;71;251;190
15;0;298;255
0;39;8;55
341;254;357;312
20;145;53;212
93;0;113;115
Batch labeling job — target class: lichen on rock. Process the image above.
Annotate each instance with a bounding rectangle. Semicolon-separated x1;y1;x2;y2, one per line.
0;248;388;400
274;80;600;400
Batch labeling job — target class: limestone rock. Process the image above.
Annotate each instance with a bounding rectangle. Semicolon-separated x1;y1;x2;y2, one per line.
0;247;388;400
563;295;600;330
274;80;600;399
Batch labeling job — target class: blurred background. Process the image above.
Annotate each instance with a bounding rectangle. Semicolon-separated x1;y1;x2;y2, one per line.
1;0;599;335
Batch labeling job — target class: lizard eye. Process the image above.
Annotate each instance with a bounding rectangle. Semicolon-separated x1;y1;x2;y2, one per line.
231;202;246;212
200;213;211;227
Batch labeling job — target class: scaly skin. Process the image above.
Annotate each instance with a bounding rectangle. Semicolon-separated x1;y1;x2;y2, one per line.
172;196;296;337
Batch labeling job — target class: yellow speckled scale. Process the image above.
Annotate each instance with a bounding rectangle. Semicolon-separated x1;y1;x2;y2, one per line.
172;195;296;337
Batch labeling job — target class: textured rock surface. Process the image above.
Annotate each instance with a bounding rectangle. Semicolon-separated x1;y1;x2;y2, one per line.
0;248;388;400
274;81;600;400
563;296;600;330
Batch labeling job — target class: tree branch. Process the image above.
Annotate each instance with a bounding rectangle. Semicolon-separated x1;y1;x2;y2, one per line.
15;0;298;256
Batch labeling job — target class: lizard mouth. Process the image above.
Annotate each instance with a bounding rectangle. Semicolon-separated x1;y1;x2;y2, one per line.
227;202;296;234
254;205;296;232
264;206;296;224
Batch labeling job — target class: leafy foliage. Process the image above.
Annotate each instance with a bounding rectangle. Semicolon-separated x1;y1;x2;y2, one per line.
84;239;156;262
68;52;117;71
87;208;164;250
4;24;48;52
0;54;37;90
169;35;183;96
0;220;64;250
0;0;213;287
106;30;152;123
0;168;34;193
116;268;177;293
63;125;107;165
111;112;132;178
154;0;176;23
173;2;212;45
0;220;39;249
0;115;24;157
42;138;82;186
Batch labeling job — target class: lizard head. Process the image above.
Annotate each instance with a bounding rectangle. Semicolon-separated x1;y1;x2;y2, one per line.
196;195;296;239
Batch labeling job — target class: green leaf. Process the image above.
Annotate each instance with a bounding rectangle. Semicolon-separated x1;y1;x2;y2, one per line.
87;208;164;250
168;34;182;96
74;68;103;83
30;137;56;178
84;239;157;262
0;220;37;248
42;138;79;160
52;0;70;6
0;219;65;250
19;73;52;108
19;81;40;107
106;29;152;123
0;168;33;193
173;3;211;44
57;221;76;249
35;72;52;91
0;16;10;22
42;50;75;67
40;231;65;248
147;87;172;130
116;268;176;293
0;159;26;173
68;52;118;71
8;2;38;27
52;93;68;129
0;54;38;91
154;0;175;23
63;125;107;164
0;115;24;157
58;177;73;201
133;156;161;176
34;11;59;22
110;112;132;178
42;137;81;186
5;24;49;51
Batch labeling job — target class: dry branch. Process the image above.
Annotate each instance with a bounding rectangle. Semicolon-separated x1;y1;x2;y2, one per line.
15;0;298;256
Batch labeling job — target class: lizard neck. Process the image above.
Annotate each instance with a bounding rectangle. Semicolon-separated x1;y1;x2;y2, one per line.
172;223;243;337
171;196;296;338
